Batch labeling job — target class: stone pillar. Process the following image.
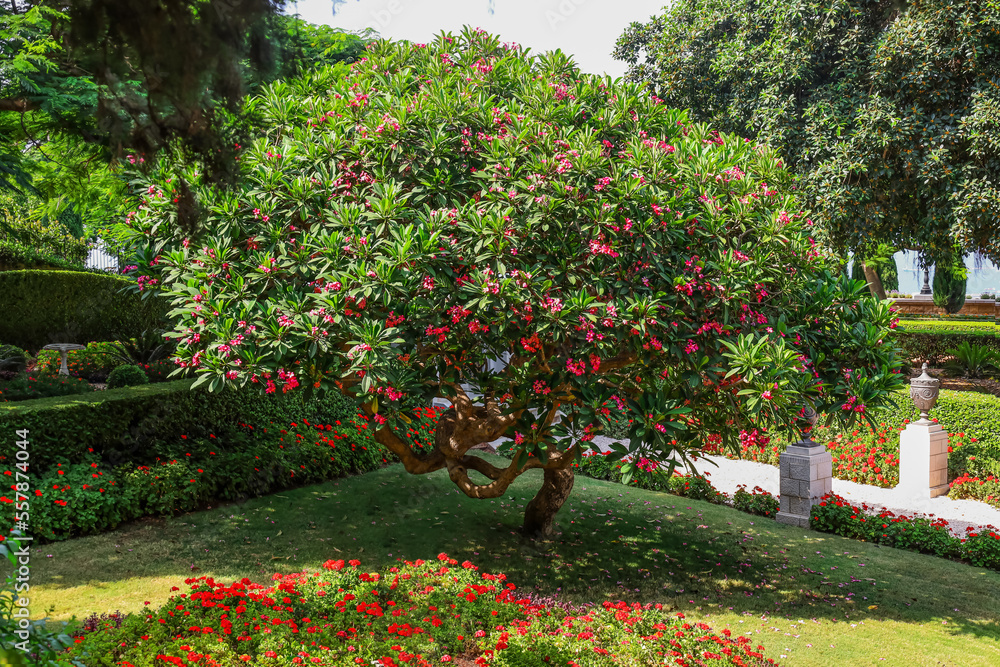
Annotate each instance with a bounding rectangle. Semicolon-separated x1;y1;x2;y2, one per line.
899;363;949;498
776;439;833;528
898;421;950;498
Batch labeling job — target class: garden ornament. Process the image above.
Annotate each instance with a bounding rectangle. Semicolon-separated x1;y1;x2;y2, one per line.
909;362;940;424
42;343;87;376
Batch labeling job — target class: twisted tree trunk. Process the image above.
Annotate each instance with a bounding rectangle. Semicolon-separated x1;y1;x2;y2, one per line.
862;262;887;300
522;465;575;538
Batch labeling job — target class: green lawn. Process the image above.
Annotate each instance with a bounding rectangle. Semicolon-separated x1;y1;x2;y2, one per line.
19;455;1000;666
897;318;997;334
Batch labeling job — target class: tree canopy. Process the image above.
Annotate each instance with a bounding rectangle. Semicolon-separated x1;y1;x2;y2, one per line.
123;27;904;535
0;1;369;241
613;0;1000;265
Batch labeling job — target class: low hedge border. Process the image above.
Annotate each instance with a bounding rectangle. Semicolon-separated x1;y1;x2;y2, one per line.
0;408;441;542
892;330;1000;364
0;379;359;472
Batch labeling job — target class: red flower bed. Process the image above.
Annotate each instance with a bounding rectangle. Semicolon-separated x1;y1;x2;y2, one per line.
68;556;779;667
811;493;1000;569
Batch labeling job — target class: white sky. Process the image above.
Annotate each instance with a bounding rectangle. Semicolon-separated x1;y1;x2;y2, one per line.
287;0;669;78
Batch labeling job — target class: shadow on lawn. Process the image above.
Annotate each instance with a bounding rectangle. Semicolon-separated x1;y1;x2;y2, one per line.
22;460;1000;644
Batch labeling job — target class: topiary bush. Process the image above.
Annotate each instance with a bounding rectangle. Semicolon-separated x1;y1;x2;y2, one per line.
933;257;967;314
105;364;149;388
0;270;169;352
123;27;904;537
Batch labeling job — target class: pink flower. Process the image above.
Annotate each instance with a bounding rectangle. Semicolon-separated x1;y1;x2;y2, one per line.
684;340;699;355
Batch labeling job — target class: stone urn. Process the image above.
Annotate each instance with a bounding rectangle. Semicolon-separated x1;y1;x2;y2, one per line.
909;362;940;424
798;404;820;446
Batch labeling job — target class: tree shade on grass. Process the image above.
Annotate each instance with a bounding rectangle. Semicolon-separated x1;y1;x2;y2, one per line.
22;461;1000;667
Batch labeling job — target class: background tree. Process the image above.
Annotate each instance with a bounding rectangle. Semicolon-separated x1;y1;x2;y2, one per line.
0;2;369;247
613;0;1000;269
123;28;904;536
850;244;898;298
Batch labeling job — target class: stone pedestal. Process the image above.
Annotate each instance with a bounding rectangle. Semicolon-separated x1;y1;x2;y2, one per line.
898;420;950;498
776;442;833;528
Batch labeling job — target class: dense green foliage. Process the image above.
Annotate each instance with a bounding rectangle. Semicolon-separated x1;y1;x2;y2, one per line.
614;0;1000;264
105;364;149;389
1;3;371;248
122;26;903;524
0;270;167;351
0;192;89;269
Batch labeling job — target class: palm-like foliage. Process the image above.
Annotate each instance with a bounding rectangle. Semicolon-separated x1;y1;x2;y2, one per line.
945;342;1000;379
109;329;174;366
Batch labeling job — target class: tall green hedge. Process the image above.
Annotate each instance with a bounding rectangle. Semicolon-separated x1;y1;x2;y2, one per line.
892;329;1000;364
0;379;359;471
0;270;168;351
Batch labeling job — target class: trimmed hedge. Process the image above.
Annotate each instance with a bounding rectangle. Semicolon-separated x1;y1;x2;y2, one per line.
0;270;168;352
866;388;1000;476
897;319;996;333
0;379;359;471
892;330;1000;364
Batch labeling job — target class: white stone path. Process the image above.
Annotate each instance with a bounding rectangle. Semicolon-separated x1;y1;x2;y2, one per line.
487;433;1000;537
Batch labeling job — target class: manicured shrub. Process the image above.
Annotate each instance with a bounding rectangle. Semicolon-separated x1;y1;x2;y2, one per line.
0;343;26;371
66;556;781;667
106;364;149;388
893;329;1000;364
0;270;168;352
933;257;967;314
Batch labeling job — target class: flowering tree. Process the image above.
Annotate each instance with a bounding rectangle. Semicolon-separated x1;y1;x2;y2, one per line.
122;27;904;536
